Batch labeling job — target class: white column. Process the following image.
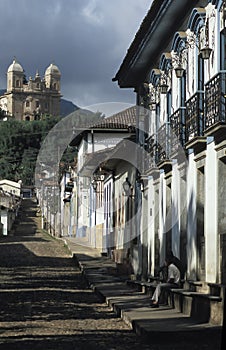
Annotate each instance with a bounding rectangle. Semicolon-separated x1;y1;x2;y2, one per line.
186;149;197;280
148;176;155;276
205;138;218;282
1;210;8;236
171;160;180;257
159;170;166;264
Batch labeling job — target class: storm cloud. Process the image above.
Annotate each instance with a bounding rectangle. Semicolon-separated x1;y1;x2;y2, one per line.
0;0;151;109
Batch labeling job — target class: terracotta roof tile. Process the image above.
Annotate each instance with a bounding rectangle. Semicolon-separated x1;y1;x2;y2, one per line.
90;106;137;130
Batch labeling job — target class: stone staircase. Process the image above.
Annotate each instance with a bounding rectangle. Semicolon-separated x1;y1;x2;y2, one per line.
10;198;41;236
126;278;224;326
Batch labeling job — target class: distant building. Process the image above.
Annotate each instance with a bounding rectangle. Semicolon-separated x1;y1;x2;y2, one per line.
0;179;21;236
0;59;61;120
0;179;21;198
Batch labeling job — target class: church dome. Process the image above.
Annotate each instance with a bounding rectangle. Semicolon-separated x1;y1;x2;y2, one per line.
7;59;24;73
45;63;61;76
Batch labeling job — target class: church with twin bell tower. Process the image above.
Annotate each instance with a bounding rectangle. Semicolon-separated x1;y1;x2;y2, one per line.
0;59;61;120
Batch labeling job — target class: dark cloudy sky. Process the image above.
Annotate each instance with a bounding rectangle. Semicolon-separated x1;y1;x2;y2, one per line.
0;0;151;110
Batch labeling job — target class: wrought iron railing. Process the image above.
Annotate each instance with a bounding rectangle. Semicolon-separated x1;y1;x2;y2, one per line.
185;91;204;141
143;134;157;172
169;107;186;151
156;122;171;163
141;73;226;174
205;71;226;129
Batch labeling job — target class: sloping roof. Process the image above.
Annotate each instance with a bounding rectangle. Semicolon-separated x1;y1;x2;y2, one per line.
78;147;115;176
88;105;137;130
70;106;137;146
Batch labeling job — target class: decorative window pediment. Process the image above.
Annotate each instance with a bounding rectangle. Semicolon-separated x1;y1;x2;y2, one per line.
188;8;205;33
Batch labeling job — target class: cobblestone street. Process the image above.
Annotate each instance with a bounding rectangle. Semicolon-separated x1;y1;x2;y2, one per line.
0;199;223;350
0;200;153;350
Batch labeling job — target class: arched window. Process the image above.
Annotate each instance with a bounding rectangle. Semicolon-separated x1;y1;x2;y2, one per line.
159;52;172;122
149;69;161;141
167;89;172;122
198;54;204;90
16;80;20;87
220;3;226;70
187;8;206;90
180;72;186;107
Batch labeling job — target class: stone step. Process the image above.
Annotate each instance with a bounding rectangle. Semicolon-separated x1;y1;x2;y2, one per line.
208;282;225;297
65;241;223;348
170;289;223;325
126;279;159;295
107;295;221;344
126;278;224;325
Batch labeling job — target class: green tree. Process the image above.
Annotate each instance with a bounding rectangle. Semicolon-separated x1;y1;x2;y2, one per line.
0;110;104;185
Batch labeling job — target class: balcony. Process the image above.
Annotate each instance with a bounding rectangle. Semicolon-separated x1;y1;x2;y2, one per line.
156;123;172;172
205;71;226;127
169;107;186;152
185;91;206;153
143;134;159;177
186;91;204;139
204;71;226;143
144;120;183;174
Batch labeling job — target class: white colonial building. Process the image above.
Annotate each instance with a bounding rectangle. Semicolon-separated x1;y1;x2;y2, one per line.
113;0;226;287
39;0;225;327
72;107;136;256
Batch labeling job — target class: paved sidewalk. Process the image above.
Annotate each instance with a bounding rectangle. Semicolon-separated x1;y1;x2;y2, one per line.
63;237;222;349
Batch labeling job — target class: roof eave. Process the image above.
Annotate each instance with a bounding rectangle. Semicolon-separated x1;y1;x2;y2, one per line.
113;0;208;88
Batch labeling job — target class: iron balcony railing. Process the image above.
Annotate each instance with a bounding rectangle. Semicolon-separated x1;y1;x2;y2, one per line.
169;107;186;151
142;72;226;173
143;123;172;168
143;134;157;172
156;122;171;164
205;71;226;129
185;91;205;141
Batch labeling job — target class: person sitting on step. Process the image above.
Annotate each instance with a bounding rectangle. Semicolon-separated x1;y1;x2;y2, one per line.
166;250;186;282
150;257;181;308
